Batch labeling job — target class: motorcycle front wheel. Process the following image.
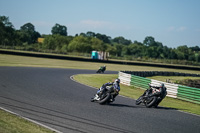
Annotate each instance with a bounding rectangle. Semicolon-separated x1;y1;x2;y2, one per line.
135;96;143;105
98;92;111;104
145;96;157;108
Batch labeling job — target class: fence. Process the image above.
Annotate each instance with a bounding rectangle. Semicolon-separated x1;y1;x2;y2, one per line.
118;71;200;104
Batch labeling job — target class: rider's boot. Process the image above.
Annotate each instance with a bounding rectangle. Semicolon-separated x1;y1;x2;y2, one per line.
110;95;115;102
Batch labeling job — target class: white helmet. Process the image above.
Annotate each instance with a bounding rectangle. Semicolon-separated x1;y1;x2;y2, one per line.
114;78;120;84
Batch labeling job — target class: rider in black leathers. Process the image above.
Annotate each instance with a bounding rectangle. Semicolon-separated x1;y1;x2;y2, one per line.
148;83;167;107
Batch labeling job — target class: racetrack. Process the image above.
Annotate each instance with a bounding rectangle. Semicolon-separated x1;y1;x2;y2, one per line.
0;67;199;133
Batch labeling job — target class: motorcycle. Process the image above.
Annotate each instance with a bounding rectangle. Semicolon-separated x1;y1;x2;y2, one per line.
96;66;106;73
135;85;159;108
96;69;105;73
91;86;115;104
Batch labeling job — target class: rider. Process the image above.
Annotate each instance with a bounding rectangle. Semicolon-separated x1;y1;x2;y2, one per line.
99;65;106;73
148;83;167;107
97;78;120;102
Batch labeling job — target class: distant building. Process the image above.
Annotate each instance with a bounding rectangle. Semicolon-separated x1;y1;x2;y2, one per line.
91;51;109;60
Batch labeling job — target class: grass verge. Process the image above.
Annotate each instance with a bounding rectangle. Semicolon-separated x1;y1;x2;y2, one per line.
73;74;200;115
0;109;54;133
1;54;200;74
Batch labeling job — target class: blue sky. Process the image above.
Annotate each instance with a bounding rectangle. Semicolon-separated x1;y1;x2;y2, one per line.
0;0;200;48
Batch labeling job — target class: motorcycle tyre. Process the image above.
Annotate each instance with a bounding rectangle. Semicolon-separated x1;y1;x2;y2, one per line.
135;96;143;105
96;69;102;73
98;92;111;105
145;96;157;108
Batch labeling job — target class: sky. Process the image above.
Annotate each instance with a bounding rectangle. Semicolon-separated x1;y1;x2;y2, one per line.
0;0;200;48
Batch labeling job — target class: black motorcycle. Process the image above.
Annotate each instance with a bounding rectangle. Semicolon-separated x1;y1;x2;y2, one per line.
135;85;158;108
96;69;105;73
91;86;115;104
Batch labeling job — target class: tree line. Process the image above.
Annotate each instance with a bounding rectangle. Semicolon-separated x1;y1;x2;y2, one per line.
1;15;200;65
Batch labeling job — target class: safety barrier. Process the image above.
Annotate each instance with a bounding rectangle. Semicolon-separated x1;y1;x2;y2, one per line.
118;71;200;104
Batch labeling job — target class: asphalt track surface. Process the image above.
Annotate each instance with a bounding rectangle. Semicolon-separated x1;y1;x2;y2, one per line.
0;67;199;133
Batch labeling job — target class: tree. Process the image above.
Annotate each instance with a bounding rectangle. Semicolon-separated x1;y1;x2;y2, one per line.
90;37;105;51
20;23;35;33
106;44;117;56
177;45;189;60
51;23;67;36
42;35;73;50
68;36;91;53
0;16;13;27
114;43;124;56
86;31;96;37
143;36;156;46
96;33;111;43
190;46;200;52
0;16;16;46
128;43;144;57
19;23;41;44
113;36;132;45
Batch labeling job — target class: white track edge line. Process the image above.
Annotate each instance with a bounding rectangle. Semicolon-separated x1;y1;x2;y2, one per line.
0;107;62;133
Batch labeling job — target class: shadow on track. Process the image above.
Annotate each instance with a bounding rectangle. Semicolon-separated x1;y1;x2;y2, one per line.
101;103;178;111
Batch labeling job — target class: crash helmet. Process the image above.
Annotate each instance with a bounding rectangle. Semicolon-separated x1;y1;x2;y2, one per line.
114;78;120;84
160;83;165;88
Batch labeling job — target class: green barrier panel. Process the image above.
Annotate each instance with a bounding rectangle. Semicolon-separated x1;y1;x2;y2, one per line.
131;81;148;89
178;89;200;96
178;97;200;104
131;75;151;89
178;90;200;99
178;87;200;94
178;93;200;101
178;85;200;91
178;86;200;96
177;85;200;104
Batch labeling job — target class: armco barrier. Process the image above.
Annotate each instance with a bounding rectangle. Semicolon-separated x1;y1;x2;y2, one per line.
119;71;200;104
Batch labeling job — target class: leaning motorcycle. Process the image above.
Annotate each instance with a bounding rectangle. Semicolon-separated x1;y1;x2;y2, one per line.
96;69;104;73
135;85;158;108
91;86;115;104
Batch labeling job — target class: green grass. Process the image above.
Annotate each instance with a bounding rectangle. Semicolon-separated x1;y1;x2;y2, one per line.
1;54;200;74
73;74;200;115
0;109;54;133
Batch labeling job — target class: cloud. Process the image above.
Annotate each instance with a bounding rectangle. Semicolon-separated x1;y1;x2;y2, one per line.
177;26;187;32
167;26;187;32
167;26;175;31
